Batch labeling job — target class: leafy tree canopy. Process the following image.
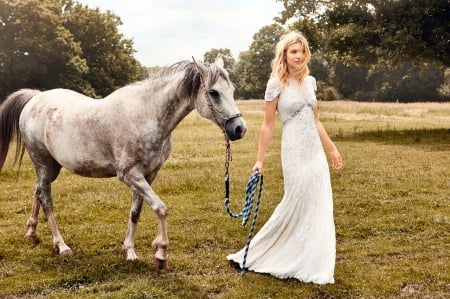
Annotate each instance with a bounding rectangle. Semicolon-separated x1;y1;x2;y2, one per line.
0;0;87;97
203;48;235;70
236;24;286;99
276;0;449;66
0;0;142;98
63;0;141;97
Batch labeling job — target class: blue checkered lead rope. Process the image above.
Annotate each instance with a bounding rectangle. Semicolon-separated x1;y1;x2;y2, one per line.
224;170;264;275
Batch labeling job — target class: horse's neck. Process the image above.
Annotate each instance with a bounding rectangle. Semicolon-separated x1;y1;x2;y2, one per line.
136;78;195;134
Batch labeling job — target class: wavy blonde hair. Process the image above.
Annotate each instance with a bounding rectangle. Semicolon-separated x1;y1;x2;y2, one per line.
271;31;311;87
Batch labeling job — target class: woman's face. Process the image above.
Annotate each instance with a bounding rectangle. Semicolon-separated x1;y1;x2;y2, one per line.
285;42;306;72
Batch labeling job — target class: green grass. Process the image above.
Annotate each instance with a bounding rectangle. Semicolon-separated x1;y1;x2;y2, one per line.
1;100;449;298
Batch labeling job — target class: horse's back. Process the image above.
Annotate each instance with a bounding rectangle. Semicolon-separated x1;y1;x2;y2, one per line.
20;88;102;139
28;88;96;107
19;89;117;177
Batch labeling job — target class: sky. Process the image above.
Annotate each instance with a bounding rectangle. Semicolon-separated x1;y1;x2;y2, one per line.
78;0;285;66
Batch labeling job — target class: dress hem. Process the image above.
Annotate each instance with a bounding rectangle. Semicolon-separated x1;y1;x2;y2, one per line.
227;258;335;285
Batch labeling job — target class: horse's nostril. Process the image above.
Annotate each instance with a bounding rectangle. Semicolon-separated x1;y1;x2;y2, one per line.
235;126;242;136
233;125;246;139
225;120;246;141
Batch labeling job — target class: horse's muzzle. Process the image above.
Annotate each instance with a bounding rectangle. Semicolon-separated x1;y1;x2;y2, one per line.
225;117;247;141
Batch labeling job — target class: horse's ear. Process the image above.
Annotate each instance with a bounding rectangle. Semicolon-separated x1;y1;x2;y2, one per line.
192;56;208;77
214;54;224;68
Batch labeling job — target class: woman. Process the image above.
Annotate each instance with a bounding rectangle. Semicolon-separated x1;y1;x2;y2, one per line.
227;32;342;284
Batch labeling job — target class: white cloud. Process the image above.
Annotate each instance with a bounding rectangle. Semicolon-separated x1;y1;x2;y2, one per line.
78;0;284;66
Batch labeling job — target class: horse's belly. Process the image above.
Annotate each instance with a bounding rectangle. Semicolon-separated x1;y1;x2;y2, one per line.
66;161;116;178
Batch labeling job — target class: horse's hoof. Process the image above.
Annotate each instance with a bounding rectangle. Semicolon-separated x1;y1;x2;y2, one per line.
122;245;138;261
59;248;73;255
55;245;73;255
123;247;138;261
24;233;37;240
153;257;168;270
151;242;158;254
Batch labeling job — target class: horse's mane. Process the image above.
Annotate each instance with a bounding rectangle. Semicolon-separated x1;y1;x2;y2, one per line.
154;60;230;101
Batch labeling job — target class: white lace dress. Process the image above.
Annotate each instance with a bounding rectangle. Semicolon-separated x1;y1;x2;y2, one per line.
227;76;336;284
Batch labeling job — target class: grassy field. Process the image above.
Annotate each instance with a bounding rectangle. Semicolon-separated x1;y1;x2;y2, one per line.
0;100;449;298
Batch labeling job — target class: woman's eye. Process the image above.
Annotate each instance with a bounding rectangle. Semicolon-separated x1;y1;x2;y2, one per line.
208;90;219;98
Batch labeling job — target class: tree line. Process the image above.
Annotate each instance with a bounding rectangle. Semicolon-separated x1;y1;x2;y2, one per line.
0;0;144;99
1;0;449;102
207;0;449;102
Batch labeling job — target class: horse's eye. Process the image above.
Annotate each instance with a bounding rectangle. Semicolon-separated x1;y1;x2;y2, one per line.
208;89;220;98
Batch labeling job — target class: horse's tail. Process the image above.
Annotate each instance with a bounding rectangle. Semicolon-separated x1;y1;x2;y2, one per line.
0;89;41;171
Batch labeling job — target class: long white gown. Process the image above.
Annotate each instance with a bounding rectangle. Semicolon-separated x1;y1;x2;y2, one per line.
227;76;336;284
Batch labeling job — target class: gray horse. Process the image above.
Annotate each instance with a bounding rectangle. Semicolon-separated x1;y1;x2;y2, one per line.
0;57;246;269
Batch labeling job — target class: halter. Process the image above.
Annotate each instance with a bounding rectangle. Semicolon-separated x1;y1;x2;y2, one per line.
192;58;242;134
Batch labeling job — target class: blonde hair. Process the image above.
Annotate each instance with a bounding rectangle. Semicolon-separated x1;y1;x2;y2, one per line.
271;32;311;87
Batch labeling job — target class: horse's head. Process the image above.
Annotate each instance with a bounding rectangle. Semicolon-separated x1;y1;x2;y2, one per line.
193;56;247;141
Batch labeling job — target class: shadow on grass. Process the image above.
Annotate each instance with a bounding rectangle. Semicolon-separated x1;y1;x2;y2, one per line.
11;253;166;296
17;247;214;296
341;128;449;150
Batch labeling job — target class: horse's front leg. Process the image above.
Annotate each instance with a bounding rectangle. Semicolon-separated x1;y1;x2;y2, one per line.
122;170;168;269
151;201;168;270
123;192;143;260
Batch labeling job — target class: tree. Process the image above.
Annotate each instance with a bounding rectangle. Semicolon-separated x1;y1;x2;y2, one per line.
277;0;448;101
374;0;449;66
366;63;445;102
236;24;286;99
0;0;88;98
438;68;450;99
309;52;341;100
203;48;241;94
277;0;450;67
203;48;235;70
0;0;142;99
63;1;141;97
333;63;370;99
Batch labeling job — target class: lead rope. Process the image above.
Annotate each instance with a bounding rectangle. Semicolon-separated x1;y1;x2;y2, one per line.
223;136;264;275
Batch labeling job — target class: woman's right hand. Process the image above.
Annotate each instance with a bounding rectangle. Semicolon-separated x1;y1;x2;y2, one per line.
252;161;263;176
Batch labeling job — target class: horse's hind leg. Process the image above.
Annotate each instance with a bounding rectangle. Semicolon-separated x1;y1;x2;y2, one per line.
123;192;143;260
38;176;72;255
25;195;41;240
27;155;72;255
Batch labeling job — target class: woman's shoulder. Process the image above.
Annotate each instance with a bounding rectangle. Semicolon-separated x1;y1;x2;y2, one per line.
267;77;281;88
305;75;316;83
305;75;317;91
264;77;281;101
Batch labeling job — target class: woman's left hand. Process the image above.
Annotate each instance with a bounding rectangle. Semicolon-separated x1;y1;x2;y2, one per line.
330;149;342;170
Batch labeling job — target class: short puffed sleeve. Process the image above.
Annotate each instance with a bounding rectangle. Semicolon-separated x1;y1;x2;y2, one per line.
264;78;281;101
309;76;317;92
311;76;317;91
